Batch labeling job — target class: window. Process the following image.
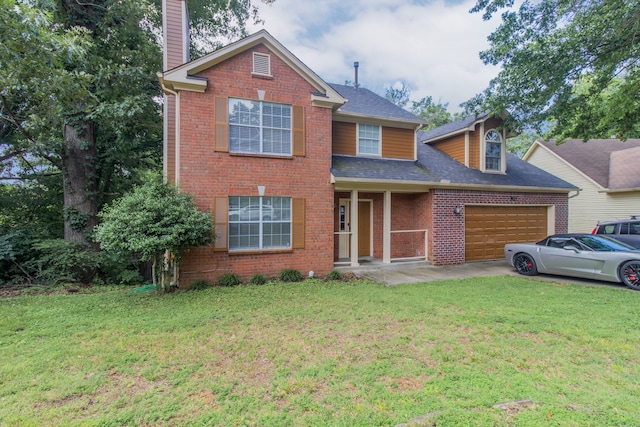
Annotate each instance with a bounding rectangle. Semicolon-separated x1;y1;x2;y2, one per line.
358;123;381;156
228;98;292;155
485;129;502;171
228;196;291;250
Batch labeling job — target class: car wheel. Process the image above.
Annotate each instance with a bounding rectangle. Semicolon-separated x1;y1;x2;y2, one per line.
619;260;640;290
513;253;538;276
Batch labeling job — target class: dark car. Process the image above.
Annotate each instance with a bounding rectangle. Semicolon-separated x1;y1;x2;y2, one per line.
592;217;640;249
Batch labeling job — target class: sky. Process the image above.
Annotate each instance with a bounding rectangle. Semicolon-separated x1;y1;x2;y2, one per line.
246;0;503;113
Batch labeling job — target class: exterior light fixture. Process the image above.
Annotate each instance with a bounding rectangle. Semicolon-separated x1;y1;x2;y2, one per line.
453;206;462;215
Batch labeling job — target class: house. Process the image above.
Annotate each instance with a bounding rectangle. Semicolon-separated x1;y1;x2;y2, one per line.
524;139;640;232
159;0;576;283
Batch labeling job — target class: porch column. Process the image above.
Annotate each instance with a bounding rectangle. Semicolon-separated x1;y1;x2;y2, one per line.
350;190;359;267
383;190;391;264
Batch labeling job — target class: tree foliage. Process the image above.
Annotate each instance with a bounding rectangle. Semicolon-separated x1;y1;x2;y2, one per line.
468;0;640;141
1;0;271;249
383;81;459;130
94;177;214;290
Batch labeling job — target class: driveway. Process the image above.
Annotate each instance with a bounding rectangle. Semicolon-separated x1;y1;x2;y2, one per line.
339;259;626;289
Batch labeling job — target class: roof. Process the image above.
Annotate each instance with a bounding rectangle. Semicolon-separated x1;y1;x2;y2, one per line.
331;138;577;192
329;83;426;126
159;29;345;108
419;111;493;143
525;139;640;190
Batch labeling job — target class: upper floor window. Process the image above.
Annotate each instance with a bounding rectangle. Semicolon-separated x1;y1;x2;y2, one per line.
229;98;292;155
485;129;502;171
358;123;381;156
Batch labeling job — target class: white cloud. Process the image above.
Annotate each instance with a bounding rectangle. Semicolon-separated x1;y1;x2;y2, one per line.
248;0;501;112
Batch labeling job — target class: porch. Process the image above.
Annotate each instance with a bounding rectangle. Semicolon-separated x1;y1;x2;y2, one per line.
333;189;430;267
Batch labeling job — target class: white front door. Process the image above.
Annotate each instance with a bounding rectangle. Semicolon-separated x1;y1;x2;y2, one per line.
338;199;350;259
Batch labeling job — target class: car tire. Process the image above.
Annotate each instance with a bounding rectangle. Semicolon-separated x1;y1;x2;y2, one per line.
619;260;640;290
513;253;538;276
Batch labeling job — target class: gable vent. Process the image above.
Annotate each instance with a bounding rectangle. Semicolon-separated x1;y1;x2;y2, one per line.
253;52;271;76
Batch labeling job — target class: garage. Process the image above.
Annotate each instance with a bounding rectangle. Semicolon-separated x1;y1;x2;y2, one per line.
465;205;549;261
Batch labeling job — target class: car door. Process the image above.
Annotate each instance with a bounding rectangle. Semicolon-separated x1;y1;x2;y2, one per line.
537;238;597;279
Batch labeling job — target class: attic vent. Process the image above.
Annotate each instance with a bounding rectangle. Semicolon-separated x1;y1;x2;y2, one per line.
253;52;271;76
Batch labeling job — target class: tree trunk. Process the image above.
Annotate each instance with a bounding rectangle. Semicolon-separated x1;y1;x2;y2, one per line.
62;121;99;248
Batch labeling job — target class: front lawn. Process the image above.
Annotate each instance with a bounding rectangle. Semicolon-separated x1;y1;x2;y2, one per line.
1;276;639;426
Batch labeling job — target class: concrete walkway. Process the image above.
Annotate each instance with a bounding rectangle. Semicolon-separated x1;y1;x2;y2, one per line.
337;259;518;286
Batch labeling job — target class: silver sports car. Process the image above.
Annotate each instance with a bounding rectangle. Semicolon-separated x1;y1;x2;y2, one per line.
504;234;640;290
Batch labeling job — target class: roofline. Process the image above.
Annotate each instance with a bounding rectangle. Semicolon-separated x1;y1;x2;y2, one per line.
523;139;606;190
333;111;426;129
421;111;515;144
160;29;346;108
331;176;576;193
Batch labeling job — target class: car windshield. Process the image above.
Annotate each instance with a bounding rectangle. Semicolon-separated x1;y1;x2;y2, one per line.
572;235;637;252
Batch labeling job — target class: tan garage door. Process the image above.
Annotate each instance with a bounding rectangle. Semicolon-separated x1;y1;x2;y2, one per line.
465;205;548;261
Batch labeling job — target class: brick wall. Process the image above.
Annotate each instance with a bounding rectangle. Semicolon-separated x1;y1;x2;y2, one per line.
176;44;335;283
429;188;569;265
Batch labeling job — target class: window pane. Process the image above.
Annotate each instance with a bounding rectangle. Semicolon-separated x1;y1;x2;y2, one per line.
358;124;380;155
228;196;291;250
228;98;291;155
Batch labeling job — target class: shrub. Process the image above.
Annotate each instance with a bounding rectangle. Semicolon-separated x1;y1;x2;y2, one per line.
218;273;242;287
248;274;267;285
326;269;343;281
191;279;214;291
279;268;303;283
25;239;101;285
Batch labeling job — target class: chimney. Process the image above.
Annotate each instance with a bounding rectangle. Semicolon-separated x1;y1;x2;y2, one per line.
162;0;190;71
354;61;359;89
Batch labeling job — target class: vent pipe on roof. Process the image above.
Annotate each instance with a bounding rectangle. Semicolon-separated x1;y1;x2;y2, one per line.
354;61;359;89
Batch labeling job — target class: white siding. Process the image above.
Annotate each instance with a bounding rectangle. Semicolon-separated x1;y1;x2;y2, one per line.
528;146;640;232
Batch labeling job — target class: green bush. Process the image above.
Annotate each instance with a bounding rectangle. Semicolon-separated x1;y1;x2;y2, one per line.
190;279;214;291
248;274;267;285
218;273;242;287
279;268;303;283
326;269;343;281
25;239;101;285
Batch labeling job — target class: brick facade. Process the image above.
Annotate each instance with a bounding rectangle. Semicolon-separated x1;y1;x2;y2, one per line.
176;45;335;283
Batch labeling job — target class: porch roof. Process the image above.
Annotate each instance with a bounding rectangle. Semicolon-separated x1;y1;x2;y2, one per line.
331;143;577;191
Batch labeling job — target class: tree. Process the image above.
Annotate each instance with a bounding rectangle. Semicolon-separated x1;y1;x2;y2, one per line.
94;177;214;290
384;81;411;109
1;0;271;248
468;0;640;141
410;96;455;130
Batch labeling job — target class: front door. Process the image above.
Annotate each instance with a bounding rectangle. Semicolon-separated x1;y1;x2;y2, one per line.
338;199;350;259
358;201;371;257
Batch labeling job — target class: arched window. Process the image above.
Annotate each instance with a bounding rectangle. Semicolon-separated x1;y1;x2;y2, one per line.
485;129;502;171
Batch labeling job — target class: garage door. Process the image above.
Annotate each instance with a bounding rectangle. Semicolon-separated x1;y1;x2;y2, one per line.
465;205;548;261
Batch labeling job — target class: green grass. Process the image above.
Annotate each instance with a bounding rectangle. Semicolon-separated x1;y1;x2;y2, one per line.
2;276;640;426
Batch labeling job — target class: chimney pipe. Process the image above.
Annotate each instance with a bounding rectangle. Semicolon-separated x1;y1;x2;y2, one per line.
354;61;359;89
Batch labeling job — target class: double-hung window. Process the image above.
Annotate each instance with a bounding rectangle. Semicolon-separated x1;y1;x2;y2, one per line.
228;98;292;155
228;196;292;250
358;123;381;156
485;129;502;171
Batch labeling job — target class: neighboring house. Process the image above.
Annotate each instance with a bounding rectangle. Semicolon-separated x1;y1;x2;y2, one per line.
158;0;575;283
524;139;640;233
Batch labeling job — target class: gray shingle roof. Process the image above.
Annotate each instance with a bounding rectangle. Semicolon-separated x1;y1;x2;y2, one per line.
419;111;492;142
534;139;640;189
329;83;426;124
331;136;577;191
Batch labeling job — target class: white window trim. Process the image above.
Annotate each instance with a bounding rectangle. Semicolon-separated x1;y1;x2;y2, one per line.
228;196;292;251
482;128;505;174
356;123;382;157
228;98;292;155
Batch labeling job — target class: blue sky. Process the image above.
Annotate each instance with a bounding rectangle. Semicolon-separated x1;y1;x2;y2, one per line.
247;0;503;113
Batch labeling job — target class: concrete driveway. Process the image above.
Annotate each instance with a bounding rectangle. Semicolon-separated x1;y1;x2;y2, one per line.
339;259;628;289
